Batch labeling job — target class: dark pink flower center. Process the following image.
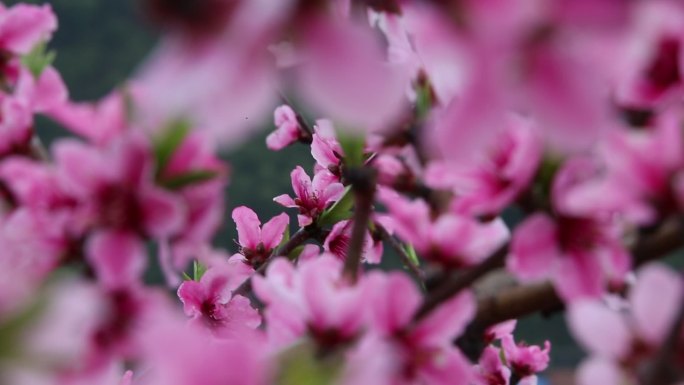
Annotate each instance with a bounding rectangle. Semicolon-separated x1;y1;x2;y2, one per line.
645;36;681;97
96;184;142;232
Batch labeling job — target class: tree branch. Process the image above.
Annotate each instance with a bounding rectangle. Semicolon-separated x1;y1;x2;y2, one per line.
377;225;425;282
415;243;508;320
343;167;376;283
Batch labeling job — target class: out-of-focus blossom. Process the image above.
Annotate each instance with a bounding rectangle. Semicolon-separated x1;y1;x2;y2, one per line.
509;157;631;301
364;271;476;385
568;263;684;385
379;188;509;267
253;255;366;348
0;3;56;55
298;18;409;132
426;115;542;217
177;255;259;338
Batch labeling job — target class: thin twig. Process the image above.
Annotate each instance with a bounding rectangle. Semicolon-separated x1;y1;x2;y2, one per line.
415;243;508;320
377;225;425;281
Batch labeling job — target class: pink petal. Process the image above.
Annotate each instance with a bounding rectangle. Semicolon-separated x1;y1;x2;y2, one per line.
86;230;146;289
177;280;205;317
231;206;262;249
290;166;312;201
299;19;408;131
508;214;560;281
576;357;625;385
53;140;103;196
553;250;604;301
630;263;684;345
411;290;475;347
418;347;475;385
0;4;57;55
261;213;289;250
567;300;631;358
364;272;422;335
273;194;296;207
267;105;301;151
141;187;185;238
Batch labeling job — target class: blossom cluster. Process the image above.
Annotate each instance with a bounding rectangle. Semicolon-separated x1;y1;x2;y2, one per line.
0;1;683;385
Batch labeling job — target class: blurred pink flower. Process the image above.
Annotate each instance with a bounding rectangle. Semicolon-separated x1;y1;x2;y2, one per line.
379;188;509;267
177;256;259;338
568;263;684;385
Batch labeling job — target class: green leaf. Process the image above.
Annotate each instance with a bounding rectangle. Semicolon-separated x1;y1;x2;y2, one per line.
21;41;56;78
276;341;343;385
193;260;207;281
318;186;354;226
153;119;191;175
404;243;420;267
160;169;218;190
182;271;192;281
337;131;365;167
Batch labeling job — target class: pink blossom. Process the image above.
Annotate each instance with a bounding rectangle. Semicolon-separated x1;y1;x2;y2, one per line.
323;219;382;264
274;166;344;227
53;132;186;239
47;91;128;145
86;231;147;290
426;115;542;217
613;1;684;110
141;318;270;385
298;17;409;132
266;105;302;151
508;157;631;301
232;206;289;267
597;110;684;223
311;119;344;176
475;346;511;385
568;263;684;384
0;93;32;158
0;210;64;316
364;271;476;385
501;335;551;378
135;34;277;146
0;3;57;55
253;255;367;348
177;256;260;337
379;188;509;267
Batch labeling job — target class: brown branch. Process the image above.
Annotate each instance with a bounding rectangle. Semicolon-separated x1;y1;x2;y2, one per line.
472;218;684;329
415;243;509;320
377;225;425;282
343;167;376;283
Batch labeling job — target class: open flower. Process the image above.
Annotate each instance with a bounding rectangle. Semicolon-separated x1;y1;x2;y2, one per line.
177;255;259;338
232;206;289;267
274;166;344;227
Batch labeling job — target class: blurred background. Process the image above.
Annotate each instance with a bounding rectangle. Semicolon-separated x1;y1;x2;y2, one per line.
8;0;581;381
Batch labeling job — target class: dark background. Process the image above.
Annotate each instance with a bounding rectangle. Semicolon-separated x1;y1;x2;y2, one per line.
9;0;582;368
